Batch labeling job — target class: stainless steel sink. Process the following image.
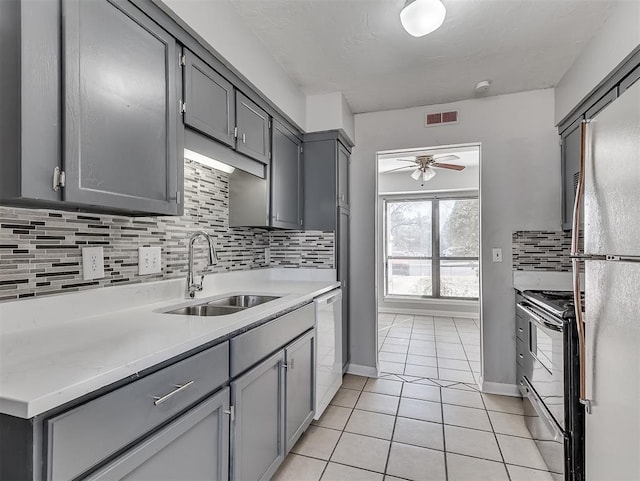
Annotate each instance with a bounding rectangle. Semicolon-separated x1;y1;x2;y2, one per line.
163;294;280;316
165;305;244;316
207;295;280;308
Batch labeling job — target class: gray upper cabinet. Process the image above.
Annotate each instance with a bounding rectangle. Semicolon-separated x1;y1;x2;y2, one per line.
271;121;303;229
62;0;182;215
183;49;235;148
231;350;286;481
337;143;350;208
85;388;230;481
236;91;270;164
303;131;353;230
285;330;315;453
561;118;583;230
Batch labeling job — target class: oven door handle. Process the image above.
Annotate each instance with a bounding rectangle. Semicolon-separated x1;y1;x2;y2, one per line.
517;302;563;332
522;377;564;442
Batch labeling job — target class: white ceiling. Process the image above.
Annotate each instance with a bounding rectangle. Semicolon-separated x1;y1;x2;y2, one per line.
227;0;613;113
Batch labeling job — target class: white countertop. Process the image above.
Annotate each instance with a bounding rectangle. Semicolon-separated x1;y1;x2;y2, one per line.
0;269;339;419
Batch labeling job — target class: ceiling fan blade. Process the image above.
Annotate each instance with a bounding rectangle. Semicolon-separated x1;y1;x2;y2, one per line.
384;166;414;173
394;158;418;163
432;154;460;162
431;162;465;171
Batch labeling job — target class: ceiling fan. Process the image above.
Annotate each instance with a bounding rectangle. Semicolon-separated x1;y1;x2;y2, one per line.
387;154;465;182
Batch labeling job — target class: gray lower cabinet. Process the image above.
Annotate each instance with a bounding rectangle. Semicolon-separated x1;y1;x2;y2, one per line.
231;350;286;481
62;0;183;215
271;121;303;229
285;330;315;452
338;208;350;369
85;388;230;481
230;328;316;481
183;48;236;148
236;92;270;164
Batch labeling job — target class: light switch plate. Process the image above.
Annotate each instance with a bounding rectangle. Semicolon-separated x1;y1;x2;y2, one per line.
492;248;503;263
82;246;105;280
139;246;162;275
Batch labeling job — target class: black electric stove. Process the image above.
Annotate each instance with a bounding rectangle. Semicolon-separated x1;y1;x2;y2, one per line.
518;289;585;481
523;290;584;318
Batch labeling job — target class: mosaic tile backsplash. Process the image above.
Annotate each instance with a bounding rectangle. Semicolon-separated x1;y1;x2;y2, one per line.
0;160;334;302
512;230;583;272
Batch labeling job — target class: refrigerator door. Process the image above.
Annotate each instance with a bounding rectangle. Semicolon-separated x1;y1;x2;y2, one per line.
584;79;640;256
585;260;640;481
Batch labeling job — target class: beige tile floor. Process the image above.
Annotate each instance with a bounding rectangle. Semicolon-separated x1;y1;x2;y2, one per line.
272;314;556;481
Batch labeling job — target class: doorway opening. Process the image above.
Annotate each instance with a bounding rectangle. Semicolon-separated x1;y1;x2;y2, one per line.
375;143;481;384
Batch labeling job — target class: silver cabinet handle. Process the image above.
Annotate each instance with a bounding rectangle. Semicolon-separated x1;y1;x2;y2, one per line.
242;133;246;143
223;405;235;422
153;380;194;406
282;359;294;370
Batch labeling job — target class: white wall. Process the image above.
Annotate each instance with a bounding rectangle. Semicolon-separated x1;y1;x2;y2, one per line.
159;0;307;129
306;92;356;144
555;1;640;124
351;89;560;387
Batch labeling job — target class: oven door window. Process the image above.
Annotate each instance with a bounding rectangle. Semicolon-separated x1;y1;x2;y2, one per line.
530;321;554;374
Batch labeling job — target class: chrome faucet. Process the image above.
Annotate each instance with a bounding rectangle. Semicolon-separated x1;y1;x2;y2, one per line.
185;231;218;298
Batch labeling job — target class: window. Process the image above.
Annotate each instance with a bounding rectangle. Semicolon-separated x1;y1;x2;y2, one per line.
385;196;479;299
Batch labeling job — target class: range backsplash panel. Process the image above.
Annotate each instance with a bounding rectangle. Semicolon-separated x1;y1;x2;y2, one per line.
0;161;334;302
512;230;583;272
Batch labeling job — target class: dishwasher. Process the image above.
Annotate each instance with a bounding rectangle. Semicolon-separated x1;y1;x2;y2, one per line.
313;288;343;419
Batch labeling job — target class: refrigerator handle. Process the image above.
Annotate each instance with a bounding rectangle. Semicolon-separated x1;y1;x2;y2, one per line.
571;119;592;414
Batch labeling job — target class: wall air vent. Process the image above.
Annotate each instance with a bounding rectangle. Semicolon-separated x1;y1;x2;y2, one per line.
424;110;459;127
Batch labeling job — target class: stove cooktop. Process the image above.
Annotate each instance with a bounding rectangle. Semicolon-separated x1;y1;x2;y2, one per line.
523;290;584;318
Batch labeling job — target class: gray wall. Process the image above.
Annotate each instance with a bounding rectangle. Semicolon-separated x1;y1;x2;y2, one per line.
350;89;561;388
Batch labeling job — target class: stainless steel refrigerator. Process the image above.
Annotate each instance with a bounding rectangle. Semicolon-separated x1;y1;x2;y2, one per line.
571;77;640;480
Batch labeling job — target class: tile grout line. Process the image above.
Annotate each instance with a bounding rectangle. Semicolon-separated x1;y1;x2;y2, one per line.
480;385;513;481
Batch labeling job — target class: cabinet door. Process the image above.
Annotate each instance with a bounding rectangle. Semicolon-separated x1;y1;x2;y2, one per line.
338;208;350;369
62;0;181;215
271;120;303;229
183;50;235;148
285;330;315;452
337;142;350;209
236;91;270;164
561;118;583;230
85;388;230;481
231;351;285;481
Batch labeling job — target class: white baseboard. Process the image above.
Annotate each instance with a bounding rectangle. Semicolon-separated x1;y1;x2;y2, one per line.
378;307;477;319
479;376;521;397
346;363;379;378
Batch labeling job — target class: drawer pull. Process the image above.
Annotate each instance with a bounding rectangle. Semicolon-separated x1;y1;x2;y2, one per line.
519;354;524;359
518;327;524;333
153;380;194;406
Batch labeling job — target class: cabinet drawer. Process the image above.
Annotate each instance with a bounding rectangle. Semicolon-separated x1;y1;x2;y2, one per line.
516;337;526;368
47;341;229;481
516;313;526;341
231;304;314;377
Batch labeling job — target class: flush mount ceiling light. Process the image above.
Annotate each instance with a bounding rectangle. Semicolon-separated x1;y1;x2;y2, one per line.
184;149;235;174
400;0;446;37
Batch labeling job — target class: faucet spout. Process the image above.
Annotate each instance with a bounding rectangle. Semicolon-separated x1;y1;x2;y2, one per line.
185;231;218;298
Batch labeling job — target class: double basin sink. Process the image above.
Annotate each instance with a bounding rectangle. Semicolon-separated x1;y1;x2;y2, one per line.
165;295;280;317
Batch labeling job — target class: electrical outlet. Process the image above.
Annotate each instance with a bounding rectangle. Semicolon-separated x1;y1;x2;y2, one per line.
492;248;503;263
82;246;105;280
139;246;162;275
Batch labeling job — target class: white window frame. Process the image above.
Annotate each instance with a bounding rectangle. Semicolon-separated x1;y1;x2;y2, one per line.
383;193;479;301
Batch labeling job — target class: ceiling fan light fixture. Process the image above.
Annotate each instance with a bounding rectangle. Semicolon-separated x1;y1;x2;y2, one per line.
410;168;423;180
422;168;436;181
400;0;446;38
